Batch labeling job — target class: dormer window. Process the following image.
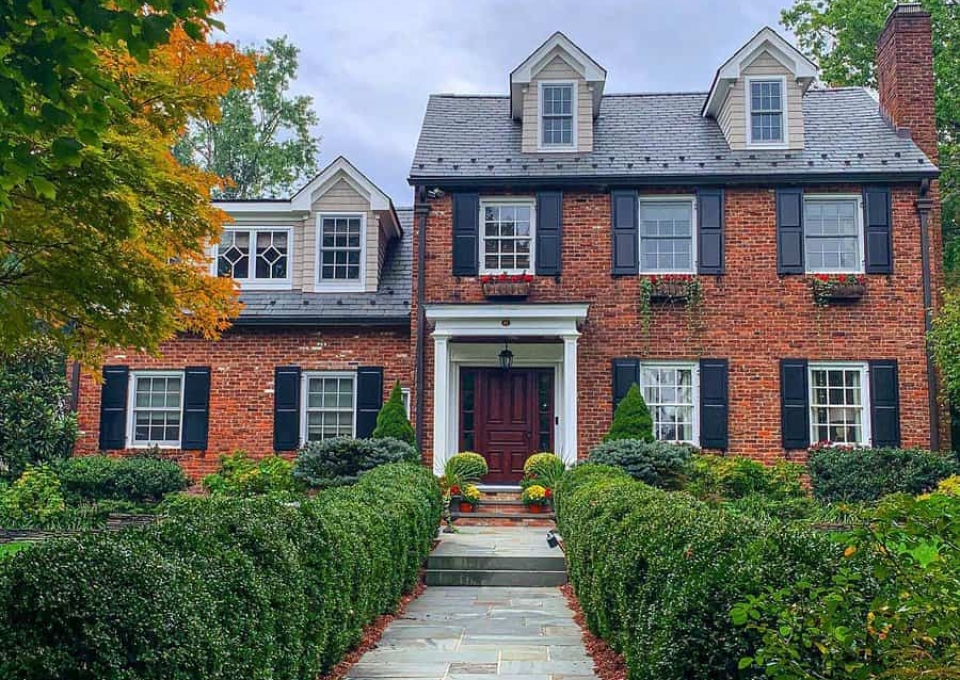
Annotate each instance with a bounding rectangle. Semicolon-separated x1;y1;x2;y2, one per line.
539;82;576;150
216;227;291;289
317;212;366;289
748;78;785;145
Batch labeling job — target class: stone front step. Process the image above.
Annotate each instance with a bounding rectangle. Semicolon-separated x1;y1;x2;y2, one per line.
451;516;557;528
427;527;566;587
424;568;567;587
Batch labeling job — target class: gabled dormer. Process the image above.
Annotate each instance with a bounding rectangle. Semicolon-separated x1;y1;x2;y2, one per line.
510;32;606;154
702;27;818;151
215;156;401;295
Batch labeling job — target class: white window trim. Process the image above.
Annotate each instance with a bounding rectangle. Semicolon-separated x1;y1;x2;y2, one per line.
316;212;367;292
639;361;700;446
479;197;537;276
745;75;789;149
401;387;411;419
537;80;578;152
808;361;871;447
126;370;185;449
803;194;866;275
299;371;357;445
638;195;698;275
213;226;294;291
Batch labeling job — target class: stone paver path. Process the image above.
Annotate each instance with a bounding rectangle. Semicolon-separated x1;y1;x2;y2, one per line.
347;586;597;680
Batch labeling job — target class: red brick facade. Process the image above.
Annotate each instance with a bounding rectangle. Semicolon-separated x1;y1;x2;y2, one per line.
75;327;411;478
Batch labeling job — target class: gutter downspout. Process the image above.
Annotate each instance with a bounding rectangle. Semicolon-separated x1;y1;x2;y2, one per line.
917;180;940;450
414;186;430;454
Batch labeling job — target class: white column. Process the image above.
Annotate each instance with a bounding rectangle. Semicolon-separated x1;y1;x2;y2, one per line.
432;333;451;476
561;333;580;466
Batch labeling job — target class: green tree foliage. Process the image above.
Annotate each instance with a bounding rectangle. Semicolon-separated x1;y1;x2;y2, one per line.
174;36;321;199
603;383;654;442
0;340;77;480
372;382;416;445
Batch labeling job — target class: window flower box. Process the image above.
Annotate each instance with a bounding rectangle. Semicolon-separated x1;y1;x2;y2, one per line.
642;274;700;303
810;274;866;305
481;273;533;299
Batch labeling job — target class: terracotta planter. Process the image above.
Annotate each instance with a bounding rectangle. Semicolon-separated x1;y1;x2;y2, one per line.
525;503;545;514
815;281;866;302
481;280;531;299
458;501;475;513
647;280;691;302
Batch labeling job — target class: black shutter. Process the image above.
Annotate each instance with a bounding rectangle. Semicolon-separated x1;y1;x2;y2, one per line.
99;365;129;450
536;191;562;276
780;359;810;449
452;192;479;276
864;186;893;274
274;366;301;451
777;188;804;275
611;190;639;275
697;189;724;275
355;366;384;438
612;358;641;411
181;367;211;451
699;359;729;449
870;360;901;447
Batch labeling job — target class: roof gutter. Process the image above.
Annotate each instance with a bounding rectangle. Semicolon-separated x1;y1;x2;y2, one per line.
230;316;410;327
917;180;941;450
408;169;939;189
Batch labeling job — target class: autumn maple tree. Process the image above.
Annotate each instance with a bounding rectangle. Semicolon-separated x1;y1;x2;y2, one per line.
0;1;254;364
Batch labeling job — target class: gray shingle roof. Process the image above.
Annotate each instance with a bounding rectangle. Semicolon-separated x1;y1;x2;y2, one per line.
234;207;412;325
410;88;937;183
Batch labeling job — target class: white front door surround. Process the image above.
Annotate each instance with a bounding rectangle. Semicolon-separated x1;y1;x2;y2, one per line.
424;303;589;476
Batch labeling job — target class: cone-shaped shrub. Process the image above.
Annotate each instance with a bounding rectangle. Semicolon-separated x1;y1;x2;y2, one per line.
603;383;654;442
372;381;416;446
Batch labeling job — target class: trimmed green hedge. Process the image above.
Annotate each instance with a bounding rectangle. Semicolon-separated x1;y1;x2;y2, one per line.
555;464;843;680
0;463;441;680
54;454;188;503
808;446;959;502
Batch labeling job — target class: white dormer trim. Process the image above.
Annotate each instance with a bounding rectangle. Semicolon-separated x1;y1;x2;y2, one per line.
702;26;818;119
510;31;606;119
290;156;391;212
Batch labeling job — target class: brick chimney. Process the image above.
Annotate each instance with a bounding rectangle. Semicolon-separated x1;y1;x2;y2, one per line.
876;3;937;163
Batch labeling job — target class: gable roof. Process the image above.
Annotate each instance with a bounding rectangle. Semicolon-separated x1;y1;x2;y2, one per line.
409;88;937;186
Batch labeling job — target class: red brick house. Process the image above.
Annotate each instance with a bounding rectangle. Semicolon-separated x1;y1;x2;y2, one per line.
77;4;944;482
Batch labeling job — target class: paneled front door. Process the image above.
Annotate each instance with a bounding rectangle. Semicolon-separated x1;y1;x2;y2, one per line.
460;368;554;483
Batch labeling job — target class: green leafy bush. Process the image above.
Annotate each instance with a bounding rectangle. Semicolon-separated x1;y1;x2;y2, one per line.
808;445;959;502
202;450;298;497
555;464;841;680
443;452;488;488
0;340;78;480
0;466;66;527
521;452;565;489
371;381;416;446
603;383;654;442
686;454;806;501
0;463;441;680
587;439;694;489
733;492;959;679
293;437;417;489
55;453;188;503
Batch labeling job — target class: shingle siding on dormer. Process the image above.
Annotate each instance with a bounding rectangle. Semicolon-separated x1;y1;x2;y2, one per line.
520;55;593;153
717;51;805;150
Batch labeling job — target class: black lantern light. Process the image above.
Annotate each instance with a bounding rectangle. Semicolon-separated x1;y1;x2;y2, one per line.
498;341;514;370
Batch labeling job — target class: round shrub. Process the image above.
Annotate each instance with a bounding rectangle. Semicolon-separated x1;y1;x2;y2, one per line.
293;437;416;489
55;454;187;503
202;450;298;497
522;452;565;488
443;452;488;487
588;439;694;490
808;446;959;503
0;466;66;528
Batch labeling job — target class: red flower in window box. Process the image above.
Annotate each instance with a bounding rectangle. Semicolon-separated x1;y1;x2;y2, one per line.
481;272;533;298
809;274;867;305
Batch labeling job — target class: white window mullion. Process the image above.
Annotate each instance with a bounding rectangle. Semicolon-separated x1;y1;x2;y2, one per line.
127;371;184;448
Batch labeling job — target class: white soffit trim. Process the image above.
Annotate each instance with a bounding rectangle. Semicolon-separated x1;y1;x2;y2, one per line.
510;31;606;119
425;303;589;336
702;26;819;118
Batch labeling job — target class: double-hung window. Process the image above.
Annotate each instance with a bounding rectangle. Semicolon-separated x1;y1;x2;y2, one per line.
640;363;699;444
540;82;575;149
480;200;534;273
128;371;183;448
302;373;356;441
639;197;696;273
318;213;365;288
803;196;864;273
748;78;785;145
809;363;870;446
217;228;291;288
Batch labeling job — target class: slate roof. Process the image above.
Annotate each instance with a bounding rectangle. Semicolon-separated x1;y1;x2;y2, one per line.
233;208;413;325
410;88;937;184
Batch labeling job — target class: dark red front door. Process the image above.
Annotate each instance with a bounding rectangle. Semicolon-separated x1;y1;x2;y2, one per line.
460;368;554;483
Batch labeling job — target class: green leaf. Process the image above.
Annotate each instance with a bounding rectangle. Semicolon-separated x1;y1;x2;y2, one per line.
738;657;754;670
30;176;56;199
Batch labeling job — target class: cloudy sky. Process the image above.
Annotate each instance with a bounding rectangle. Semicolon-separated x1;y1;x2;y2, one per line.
219;0;794;203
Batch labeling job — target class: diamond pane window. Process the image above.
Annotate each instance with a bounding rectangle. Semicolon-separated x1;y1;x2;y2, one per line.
639;199;695;273
218;229;289;283
749;80;783;143
320;216;363;282
641;366;696;444
131;373;182;446
810;366;867;445
305;375;355;441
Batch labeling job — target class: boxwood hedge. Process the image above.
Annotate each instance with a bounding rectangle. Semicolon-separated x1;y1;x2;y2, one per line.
555;464;844;680
0;462;441;680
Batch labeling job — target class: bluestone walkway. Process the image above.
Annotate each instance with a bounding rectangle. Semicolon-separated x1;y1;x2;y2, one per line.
346;527;598;679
